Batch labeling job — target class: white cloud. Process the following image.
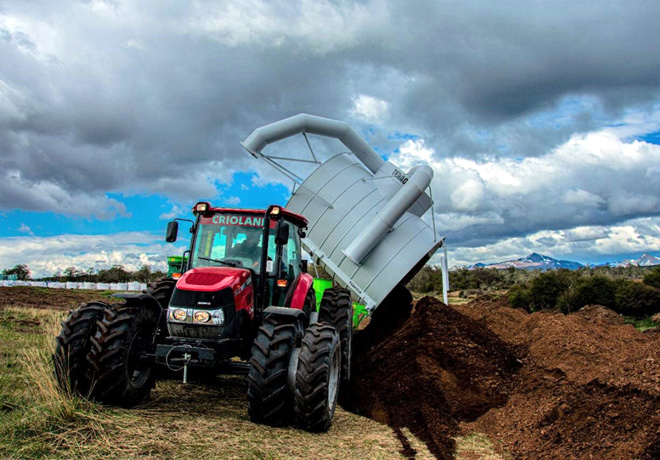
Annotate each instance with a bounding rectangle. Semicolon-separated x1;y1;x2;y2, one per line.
159;204;187;220
390;130;660;250
188;0;391;54
224;196;241;206
445;217;660;267
0;232;188;278
17;223;34;236
352;95;389;121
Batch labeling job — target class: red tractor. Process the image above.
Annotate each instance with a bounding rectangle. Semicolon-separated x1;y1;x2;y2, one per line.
55;202;352;431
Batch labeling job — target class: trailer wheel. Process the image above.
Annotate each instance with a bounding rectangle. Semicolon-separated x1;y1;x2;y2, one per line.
247;317;298;426
87;304;158;407
294;323;341;432
54;302;106;396
318;287;353;385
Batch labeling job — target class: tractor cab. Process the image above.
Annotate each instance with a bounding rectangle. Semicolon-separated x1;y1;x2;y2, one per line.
186;203;306;309
162;202;314;361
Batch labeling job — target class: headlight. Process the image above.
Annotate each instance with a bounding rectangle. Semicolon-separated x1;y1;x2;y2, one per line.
193;310;211;323
212;309;224;325
171;309;187;321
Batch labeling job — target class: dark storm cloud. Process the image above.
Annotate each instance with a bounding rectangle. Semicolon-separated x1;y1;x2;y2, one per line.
1;0;660;249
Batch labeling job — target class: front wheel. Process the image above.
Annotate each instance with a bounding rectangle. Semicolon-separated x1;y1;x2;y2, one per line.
87;305;158;407
294;323;341;432
247;317;298;426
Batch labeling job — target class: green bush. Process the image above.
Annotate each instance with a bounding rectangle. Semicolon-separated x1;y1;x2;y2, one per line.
508;283;532;311
614;281;660;318
557;276;618;313
643;267;660;290
528;269;574;310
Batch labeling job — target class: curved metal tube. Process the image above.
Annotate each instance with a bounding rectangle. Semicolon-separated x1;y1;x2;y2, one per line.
343;164;434;264
241;113;385;174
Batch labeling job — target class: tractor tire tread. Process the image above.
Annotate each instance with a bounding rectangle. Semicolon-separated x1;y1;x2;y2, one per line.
318;287;353;384
86;304;157;407
247;317;297;426
294;323;340;432
54;302;107;395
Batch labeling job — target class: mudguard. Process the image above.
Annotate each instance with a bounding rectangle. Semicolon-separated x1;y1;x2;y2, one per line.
111;292;163;318
263;306;307;338
285;273;314;310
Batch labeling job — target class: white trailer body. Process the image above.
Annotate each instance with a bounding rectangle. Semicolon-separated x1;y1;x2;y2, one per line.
242;114;444;311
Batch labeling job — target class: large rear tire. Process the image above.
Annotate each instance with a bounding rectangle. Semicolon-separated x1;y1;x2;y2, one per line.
318;287;353;385
87;304;158;407
54;302;106;396
294;323;341;432
247;317;298;426
146;278;176;309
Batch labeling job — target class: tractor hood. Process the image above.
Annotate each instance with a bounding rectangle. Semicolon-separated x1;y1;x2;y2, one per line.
176;266;250;293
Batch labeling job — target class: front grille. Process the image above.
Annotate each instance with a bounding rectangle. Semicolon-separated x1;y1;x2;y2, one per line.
170;287;234;310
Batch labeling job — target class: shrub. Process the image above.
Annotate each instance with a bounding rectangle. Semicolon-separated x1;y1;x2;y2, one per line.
643;267;660;290
614;281;660;318
557;276;618;313
508;283;532;311
529;269;574;310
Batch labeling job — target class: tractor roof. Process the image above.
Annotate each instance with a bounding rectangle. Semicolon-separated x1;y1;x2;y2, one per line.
199;204;308;227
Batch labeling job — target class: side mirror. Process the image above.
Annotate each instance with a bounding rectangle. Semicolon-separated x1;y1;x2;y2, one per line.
166;221;179;243
275;221;290;246
301;260;308;273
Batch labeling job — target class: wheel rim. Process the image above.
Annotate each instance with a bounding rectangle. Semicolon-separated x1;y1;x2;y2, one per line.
327;345;340;410
127;328;151;388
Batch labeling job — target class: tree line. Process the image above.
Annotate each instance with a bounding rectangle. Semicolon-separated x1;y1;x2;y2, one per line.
1;264;166;284
408;264;660;321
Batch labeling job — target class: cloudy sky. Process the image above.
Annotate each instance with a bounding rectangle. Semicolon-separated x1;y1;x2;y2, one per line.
1;0;660;277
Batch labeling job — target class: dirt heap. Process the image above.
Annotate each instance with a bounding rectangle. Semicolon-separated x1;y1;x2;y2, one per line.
349;296;660;460
347;296;521;459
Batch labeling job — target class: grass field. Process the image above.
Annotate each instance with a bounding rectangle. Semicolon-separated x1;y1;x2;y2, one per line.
0;288;504;459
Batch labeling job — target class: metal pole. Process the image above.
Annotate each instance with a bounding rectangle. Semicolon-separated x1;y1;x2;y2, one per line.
442;243;449;305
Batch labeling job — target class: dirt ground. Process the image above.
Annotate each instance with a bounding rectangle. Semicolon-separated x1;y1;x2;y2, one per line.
349;296;660;460
0;286;115;311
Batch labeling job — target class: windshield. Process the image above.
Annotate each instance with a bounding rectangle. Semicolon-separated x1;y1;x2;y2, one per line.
192;213;267;270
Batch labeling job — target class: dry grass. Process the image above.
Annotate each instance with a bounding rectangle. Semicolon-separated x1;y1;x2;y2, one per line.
455;433;510;460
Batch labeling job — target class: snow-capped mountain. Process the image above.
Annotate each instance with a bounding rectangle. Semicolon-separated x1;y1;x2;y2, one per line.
468;253;584;271
608;254;660;267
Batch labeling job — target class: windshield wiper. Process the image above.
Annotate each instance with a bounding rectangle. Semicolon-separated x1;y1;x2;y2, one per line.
197;257;239;267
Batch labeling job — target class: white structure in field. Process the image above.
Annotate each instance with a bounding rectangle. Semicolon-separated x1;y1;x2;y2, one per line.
242;114;448;311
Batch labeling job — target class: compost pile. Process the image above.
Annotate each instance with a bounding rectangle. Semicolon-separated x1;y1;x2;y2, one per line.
348;296;660;460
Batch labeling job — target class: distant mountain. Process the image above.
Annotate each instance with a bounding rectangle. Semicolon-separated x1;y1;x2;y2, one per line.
607;253;660;268
468;253;584;271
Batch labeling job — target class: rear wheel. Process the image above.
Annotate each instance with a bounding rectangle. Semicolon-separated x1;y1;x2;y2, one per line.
147;278;176;309
247;317;298;426
318;287;353;385
87;304;158;407
294;323;341;432
54;302;106;396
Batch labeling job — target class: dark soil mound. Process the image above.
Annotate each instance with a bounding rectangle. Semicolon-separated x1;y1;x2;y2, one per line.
350;296;660;459
573;304;625;326
347;296;521;459
462;298;660;460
